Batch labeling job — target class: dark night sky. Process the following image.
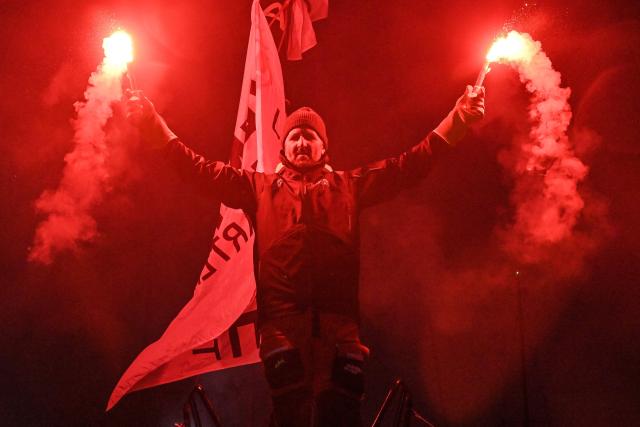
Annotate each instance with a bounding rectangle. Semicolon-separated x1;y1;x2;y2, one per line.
1;1;639;425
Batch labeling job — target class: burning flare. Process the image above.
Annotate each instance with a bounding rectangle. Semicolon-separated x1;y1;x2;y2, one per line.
102;30;134;75
475;31;538;89
486;31;536;64
29;30;133;264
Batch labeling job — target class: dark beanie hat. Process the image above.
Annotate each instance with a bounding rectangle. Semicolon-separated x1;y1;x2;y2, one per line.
282;107;328;149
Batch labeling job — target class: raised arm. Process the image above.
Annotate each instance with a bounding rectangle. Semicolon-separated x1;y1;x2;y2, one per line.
125;90;256;212
351;85;485;208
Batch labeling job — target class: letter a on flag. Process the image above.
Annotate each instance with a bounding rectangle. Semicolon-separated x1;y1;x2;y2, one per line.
107;0;285;410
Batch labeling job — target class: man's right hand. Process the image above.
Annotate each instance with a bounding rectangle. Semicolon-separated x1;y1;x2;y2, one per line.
124;89;178;148
434;85;486;146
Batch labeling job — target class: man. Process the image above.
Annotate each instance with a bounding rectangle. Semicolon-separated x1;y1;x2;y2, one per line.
126;85;485;426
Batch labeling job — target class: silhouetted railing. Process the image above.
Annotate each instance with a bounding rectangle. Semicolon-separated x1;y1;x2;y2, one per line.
174;378;435;426
174;384;222;427
371;378;435;427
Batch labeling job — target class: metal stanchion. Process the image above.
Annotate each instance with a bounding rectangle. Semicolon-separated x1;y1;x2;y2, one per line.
371;378;435;427
174;384;223;427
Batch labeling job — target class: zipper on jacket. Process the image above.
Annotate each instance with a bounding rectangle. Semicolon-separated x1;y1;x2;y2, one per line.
301;176;310;224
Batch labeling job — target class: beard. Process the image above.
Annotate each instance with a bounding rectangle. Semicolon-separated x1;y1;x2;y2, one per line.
283;141;326;170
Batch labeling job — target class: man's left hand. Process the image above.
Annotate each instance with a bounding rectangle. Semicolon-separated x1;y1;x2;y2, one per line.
434;85;486;146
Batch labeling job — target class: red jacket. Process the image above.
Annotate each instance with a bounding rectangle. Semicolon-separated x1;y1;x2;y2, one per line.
166;132;449;321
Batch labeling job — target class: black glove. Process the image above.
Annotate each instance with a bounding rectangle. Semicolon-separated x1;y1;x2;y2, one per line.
434;85;486;145
125;89;178;148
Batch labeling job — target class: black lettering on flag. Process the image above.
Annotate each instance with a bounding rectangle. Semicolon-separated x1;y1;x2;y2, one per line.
229;136;245;169
227;310;259;357
272;108;281;140
202;222;253;281
223;222;248;252
191;311;258;360
240;108;256;138
193;339;222;361
228;328;242;358
201;261;217;282
211;235;231;261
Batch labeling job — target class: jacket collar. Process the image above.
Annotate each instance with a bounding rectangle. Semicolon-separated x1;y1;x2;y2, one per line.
275;162;333;174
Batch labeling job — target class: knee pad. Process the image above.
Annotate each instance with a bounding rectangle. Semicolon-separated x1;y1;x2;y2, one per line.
331;355;365;397
263;348;305;390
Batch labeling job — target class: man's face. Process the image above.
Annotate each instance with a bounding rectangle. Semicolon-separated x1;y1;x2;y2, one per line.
283;127;325;168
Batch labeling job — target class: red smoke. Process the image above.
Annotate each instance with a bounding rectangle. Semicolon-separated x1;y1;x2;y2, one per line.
29;45;125;264
490;32;590;263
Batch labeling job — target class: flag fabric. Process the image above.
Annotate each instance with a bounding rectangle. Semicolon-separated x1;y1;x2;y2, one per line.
263;0;328;61
285;0;328;60
107;0;285;410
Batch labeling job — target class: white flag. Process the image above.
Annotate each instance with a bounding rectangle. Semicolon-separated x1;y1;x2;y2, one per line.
107;0;285;410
